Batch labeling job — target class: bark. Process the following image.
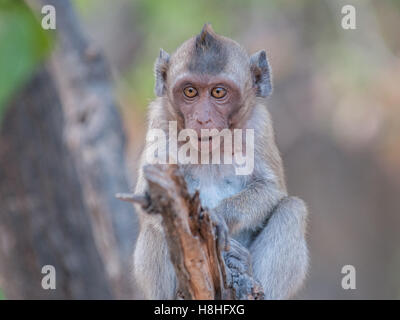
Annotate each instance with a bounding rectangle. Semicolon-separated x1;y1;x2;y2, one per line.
27;0;138;298
0;68;112;299
118;164;264;300
0;0;137;299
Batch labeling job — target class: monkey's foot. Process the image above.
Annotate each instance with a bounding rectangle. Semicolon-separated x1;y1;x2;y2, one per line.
222;239;264;300
223;238;252;274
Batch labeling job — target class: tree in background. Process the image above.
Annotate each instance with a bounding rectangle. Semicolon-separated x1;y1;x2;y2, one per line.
0;0;137;299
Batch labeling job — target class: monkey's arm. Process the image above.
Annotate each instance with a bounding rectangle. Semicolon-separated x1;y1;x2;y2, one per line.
133;150;178;299
250;196;309;299
213;178;286;235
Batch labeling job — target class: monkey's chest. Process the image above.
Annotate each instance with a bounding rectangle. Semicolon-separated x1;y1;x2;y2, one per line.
184;168;244;210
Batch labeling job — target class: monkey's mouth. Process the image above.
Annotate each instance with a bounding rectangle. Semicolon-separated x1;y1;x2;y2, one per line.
195;136;224;154
198;136;212;142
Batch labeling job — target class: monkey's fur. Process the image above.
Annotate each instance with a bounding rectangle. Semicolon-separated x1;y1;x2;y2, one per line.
133;24;309;299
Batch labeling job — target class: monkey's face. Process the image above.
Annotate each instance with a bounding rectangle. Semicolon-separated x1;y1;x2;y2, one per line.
154;24;273;144
171;73;241;137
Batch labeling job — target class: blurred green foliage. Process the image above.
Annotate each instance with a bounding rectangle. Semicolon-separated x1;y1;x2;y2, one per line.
0;0;52;124
0;288;4;300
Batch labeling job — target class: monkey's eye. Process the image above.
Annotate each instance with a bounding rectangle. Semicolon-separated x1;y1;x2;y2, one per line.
211;87;227;99
183;86;198;98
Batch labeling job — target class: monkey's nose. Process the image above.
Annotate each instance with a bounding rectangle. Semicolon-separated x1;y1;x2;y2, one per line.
196;118;212;125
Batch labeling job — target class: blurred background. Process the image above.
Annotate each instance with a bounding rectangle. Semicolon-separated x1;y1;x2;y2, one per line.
0;0;399;299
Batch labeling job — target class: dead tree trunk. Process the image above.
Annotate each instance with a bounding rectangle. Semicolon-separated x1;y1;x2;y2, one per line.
27;0;138;298
118;165;264;300
0;0;137;299
0;68;113;299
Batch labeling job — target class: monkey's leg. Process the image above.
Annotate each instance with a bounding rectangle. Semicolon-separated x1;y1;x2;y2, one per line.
249;196;309;299
133;220;176;299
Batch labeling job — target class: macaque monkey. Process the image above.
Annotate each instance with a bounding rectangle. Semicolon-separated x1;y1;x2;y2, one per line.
133;24;309;299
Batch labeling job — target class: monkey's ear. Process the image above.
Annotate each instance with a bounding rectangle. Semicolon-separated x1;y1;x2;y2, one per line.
250;50;272;98
154;48;170;97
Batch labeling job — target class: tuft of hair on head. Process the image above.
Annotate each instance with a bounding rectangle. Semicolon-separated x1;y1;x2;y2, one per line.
195;23;218;50
188;23;228;74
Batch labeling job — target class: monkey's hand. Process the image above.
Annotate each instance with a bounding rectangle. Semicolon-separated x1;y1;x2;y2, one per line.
209;209;230;252
223;238;252;274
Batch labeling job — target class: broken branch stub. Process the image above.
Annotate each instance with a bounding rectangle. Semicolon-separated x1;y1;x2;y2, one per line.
118;164;264;300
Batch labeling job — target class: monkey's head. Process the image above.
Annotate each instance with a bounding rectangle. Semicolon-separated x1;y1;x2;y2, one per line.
154;24;272;136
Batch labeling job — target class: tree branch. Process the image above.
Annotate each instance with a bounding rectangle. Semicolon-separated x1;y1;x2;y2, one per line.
118;164;264;300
